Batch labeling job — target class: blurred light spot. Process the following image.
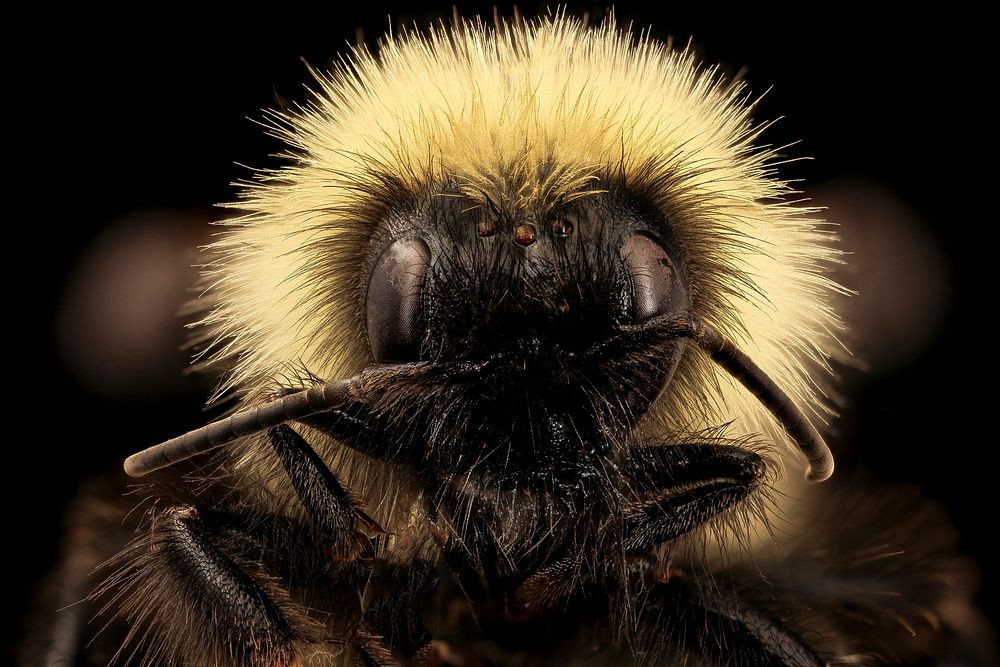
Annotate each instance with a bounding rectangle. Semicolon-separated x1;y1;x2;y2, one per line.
814;179;951;374
56;211;209;398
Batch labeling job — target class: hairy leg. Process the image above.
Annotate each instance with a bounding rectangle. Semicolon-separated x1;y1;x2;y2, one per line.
620;443;767;554
268;425;384;559
96;505;327;667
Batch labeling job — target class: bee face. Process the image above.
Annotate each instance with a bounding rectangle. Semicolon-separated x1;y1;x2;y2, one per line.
362;188;692;492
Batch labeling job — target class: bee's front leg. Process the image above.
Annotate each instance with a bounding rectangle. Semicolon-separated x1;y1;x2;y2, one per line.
619;443;768;554
511;444;767;610
268;425;385;560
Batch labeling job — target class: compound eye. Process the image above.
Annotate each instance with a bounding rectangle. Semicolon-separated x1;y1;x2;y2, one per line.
622;233;689;323
366;238;430;362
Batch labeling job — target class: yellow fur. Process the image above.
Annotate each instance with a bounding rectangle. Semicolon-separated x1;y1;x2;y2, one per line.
192;14;845;524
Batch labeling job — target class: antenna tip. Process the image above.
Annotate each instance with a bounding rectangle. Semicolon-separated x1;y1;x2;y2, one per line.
124;454;149;478
805;459;835;483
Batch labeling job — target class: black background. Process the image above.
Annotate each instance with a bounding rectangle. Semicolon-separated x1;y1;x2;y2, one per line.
14;2;994;658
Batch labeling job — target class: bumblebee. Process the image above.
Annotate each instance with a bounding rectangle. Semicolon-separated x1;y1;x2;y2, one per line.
34;13;986;667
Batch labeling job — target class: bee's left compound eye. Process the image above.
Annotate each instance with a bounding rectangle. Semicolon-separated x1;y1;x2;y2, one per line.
366;237;431;362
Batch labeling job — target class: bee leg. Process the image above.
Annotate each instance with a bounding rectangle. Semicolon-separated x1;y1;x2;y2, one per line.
640;576;824;667
511;552;589;613
269;425;386;560
360;560;439;665
621;444;766;554
506;445;766;612
99;505;325;667
354;622;403;666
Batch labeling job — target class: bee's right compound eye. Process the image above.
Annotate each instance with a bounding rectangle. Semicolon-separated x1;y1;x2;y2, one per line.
366;237;431;362
622;233;690;323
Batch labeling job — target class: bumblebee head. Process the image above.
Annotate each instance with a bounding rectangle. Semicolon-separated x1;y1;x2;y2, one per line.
334;184;696;490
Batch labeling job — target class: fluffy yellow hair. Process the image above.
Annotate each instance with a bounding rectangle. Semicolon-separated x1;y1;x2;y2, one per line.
192;13;844;523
